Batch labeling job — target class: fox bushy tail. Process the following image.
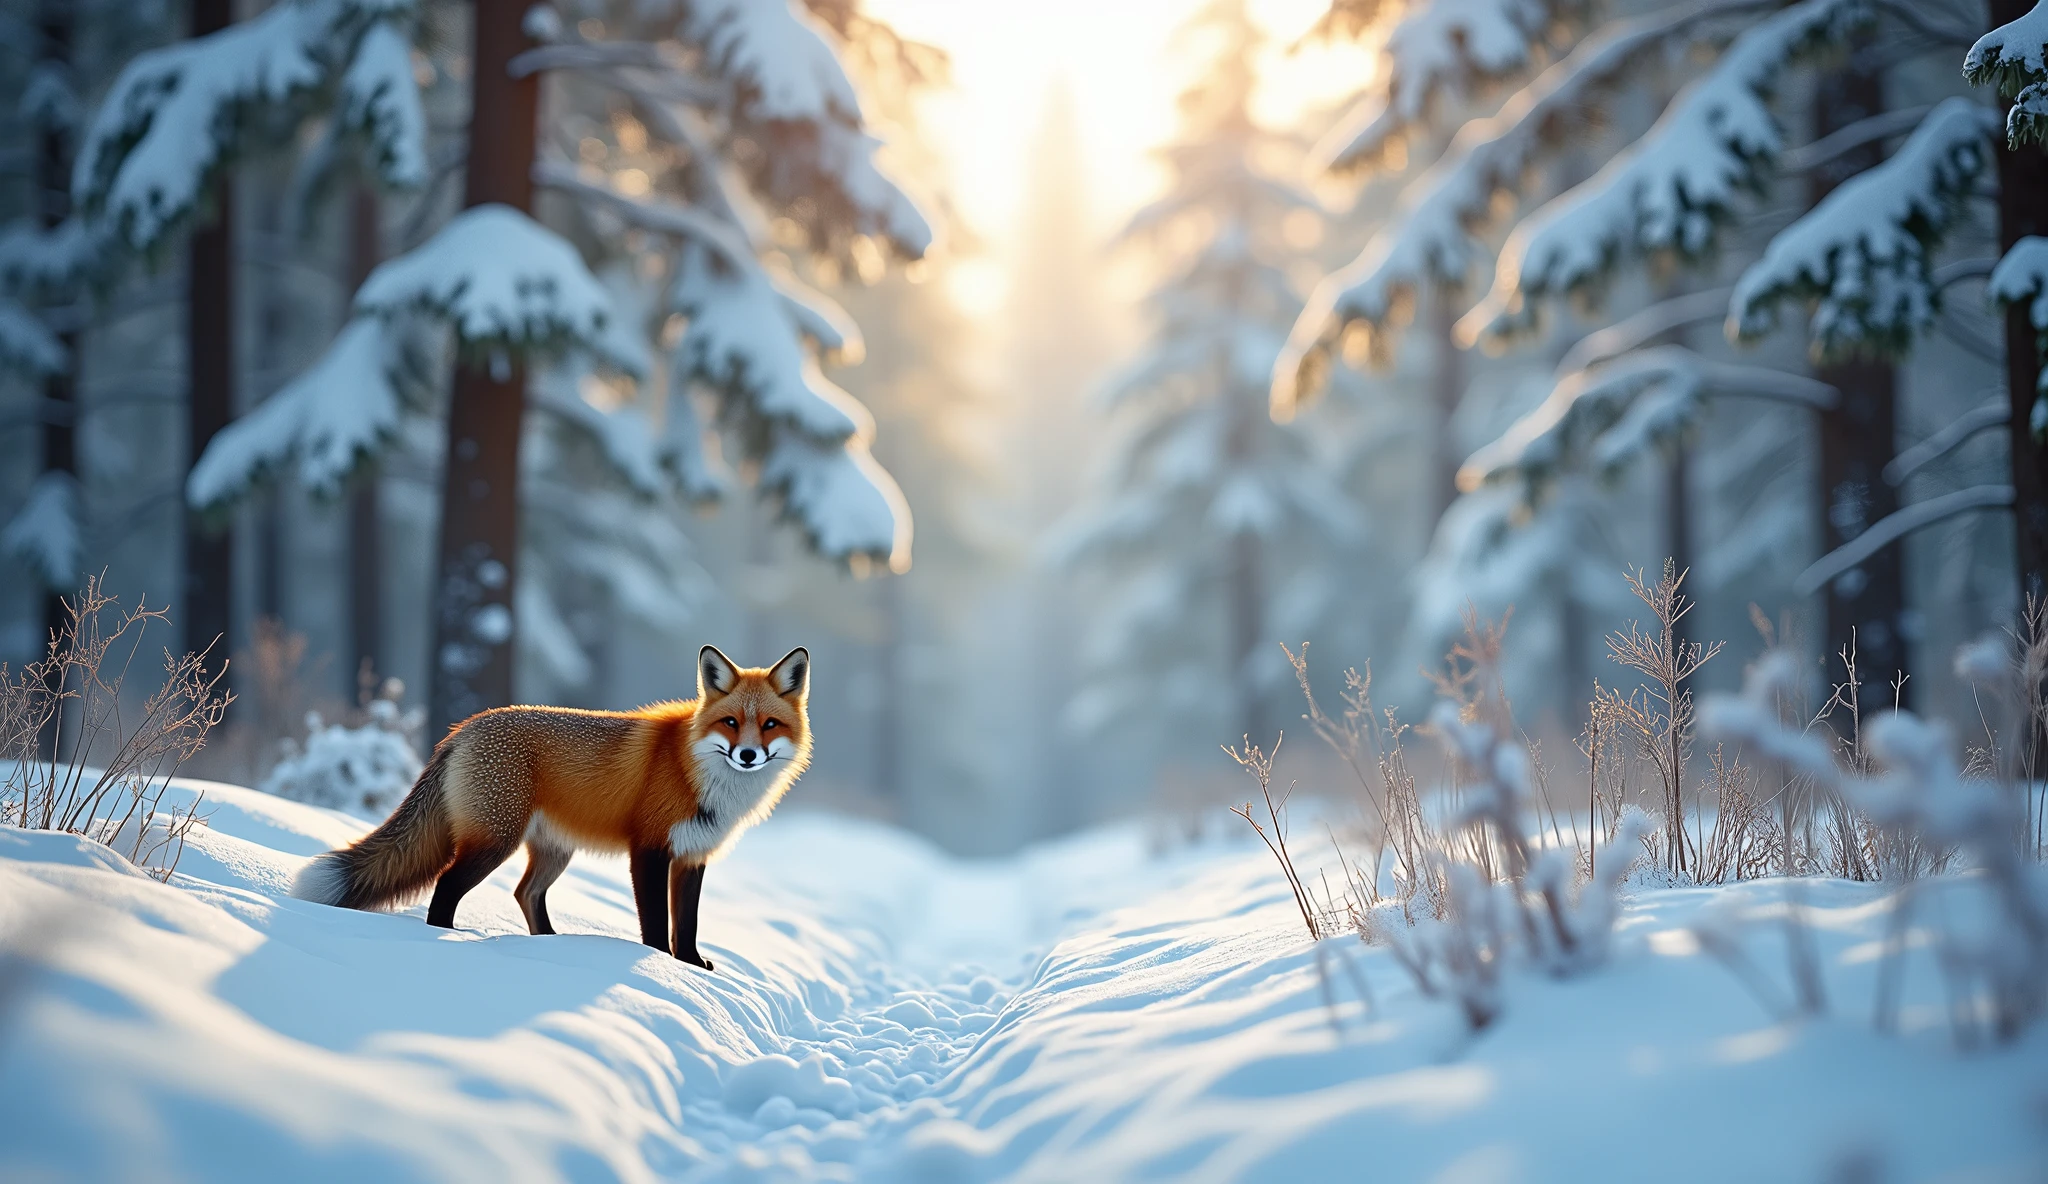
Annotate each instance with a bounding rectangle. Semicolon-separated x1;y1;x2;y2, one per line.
291;743;456;910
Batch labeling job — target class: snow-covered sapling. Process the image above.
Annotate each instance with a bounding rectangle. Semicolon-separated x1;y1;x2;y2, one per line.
261;695;425;819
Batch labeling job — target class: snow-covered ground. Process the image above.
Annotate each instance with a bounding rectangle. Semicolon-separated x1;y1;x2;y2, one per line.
1;780;2044;1182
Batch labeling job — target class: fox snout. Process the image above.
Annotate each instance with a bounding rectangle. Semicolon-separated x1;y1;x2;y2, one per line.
731;745;764;769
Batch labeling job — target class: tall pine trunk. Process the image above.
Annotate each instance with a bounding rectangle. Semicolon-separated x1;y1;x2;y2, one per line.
427;0;539;737
1992;0;2048;607
184;0;236;664
1811;52;1909;702
35;0;74;646
346;185;383;694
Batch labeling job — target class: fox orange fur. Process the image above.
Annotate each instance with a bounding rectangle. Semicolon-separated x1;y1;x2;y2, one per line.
291;645;811;970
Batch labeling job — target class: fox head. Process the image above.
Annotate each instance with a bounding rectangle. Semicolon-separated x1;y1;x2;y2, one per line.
692;645;811;775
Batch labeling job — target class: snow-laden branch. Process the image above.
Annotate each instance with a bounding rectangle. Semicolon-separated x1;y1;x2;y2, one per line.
1461;344;1834;491
1885;395;2007;484
1793;484;2015;595
669;0;930;256
761;432;910;570
681;0;863;125
1780;103;1931;172
1556;287;1732;373
665;241;907;566
1729;97;1999;359
354;204;632;368
186;318;414;511
543;161;863;361
0;219;103;299
533;160;756;268
1;471;81;589
1313;0;1561;172
1409;481;1615;645
670;243;869;442
1964;0;2048;145
1276;0;1771;414
73;0;424;251
0;301;67;377
530;373;667;499
337;19;428;189
1989;235;2048;394
508;41;721;103
1464;0;1868;344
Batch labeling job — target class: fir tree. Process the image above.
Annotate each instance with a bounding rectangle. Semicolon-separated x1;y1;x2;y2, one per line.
1064;0;1355;751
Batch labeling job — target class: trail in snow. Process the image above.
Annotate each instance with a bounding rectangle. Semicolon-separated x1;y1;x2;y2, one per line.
2;780;2045;1183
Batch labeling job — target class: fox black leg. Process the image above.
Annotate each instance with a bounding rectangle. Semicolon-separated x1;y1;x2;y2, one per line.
670;861;712;971
427;839;520;929
630;845;672;952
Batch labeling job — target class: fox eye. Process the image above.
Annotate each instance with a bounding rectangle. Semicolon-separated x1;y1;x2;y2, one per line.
720;717;739;728
762;719;779;730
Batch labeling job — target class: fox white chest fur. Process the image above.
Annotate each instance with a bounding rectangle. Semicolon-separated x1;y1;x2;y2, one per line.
667;746;803;859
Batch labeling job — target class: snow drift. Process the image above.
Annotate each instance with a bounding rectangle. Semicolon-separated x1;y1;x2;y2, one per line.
0;779;2043;1181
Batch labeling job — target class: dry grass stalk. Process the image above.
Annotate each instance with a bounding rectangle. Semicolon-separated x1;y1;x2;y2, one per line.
1602;562;1723;878
1286;643;1447;922
1225;734;1326;940
0;579;231;880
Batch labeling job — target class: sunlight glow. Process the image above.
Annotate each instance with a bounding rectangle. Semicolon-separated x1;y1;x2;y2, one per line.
865;0;1375;261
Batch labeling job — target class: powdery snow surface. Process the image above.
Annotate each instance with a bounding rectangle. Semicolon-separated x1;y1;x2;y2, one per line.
2;781;2045;1182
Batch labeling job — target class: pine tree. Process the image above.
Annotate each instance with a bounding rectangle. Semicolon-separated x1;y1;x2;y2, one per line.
141;0;936;733
1971;0;2048;603
1289;0;2030;696
1064;0;1355;751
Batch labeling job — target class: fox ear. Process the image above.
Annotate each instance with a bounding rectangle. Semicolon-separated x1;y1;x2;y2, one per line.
769;647;809;699
699;646;739;696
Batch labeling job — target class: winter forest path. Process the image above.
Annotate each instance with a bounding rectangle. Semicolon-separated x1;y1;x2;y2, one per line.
3;781;2045;1182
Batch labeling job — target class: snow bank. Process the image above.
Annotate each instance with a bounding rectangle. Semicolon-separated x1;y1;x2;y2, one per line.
1;780;2042;1181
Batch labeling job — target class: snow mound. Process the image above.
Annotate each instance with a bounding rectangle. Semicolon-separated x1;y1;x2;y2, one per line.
1;779;2042;1181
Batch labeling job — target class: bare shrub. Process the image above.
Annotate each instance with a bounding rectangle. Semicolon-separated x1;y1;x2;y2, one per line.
0;579;231;880
1292;611;1654;1032
1702;633;2048;1046
1285;643;1448;922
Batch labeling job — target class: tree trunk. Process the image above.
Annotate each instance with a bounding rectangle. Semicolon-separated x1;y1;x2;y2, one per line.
183;0;236;667
1811;52;1909;704
427;0;539;738
346;185;383;695
35;0;74;646
1993;0;2048;607
1427;279;1464;529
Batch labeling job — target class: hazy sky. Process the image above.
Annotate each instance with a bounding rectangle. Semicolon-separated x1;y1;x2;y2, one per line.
863;0;1375;316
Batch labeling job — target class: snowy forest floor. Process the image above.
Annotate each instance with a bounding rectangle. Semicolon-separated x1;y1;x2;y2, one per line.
2;781;2046;1183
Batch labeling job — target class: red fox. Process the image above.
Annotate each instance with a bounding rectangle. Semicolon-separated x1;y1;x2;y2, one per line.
291;646;811;970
